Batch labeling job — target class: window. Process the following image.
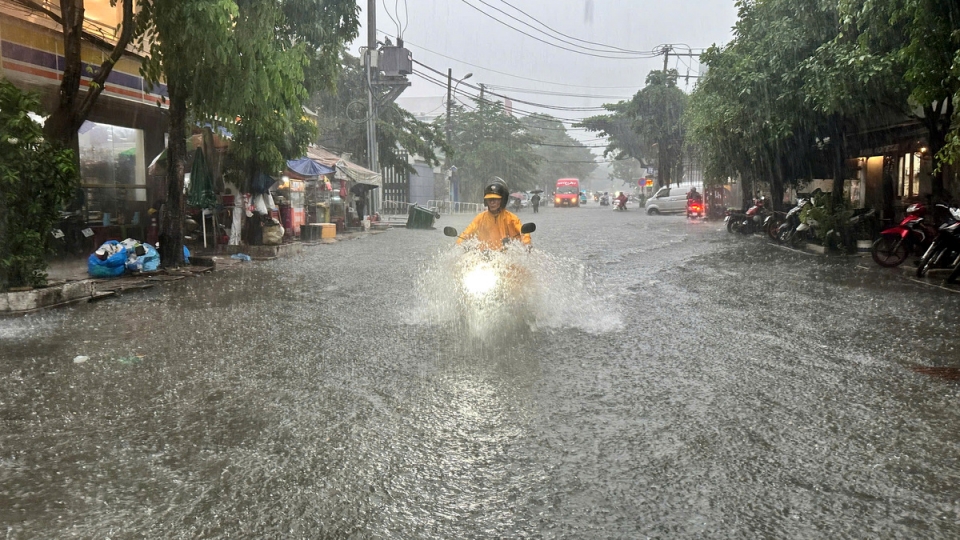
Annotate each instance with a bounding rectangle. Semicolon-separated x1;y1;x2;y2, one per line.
77;121;147;230
897;152;921;200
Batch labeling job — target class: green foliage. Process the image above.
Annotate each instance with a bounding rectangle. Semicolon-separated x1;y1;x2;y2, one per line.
685;0;843;204
135;0;359;265
520;114;597;189
799;190;853;244
314;52;447;174
578;70;687;187
0;81;78;290
444;99;542;201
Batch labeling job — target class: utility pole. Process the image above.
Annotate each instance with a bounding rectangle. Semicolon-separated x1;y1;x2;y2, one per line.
365;0;378;174
445;69;472;203
480;83;485;102
662;45;671;83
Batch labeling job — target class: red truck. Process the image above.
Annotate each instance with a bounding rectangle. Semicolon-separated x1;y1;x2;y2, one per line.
554;178;581;207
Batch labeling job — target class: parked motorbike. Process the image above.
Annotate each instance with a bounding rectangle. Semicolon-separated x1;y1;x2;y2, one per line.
725;208;746;233
775;198;812;247
824;207;876;253
51;211;90;257
737;198;772;235
871;203;936;267
916;205;960;278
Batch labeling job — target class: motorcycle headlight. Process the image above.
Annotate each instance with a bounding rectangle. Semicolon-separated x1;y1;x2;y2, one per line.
463;264;498;297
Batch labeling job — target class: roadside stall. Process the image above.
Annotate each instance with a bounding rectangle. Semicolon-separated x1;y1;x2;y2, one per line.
305;146;382;231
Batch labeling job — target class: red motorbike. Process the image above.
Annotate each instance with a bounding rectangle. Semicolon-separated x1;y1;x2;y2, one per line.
686;197;703;218
871;203;937;267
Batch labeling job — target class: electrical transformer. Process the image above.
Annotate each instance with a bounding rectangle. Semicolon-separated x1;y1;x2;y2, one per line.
378;46;413;77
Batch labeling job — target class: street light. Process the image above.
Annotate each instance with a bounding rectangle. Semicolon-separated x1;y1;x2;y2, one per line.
446;70;473;203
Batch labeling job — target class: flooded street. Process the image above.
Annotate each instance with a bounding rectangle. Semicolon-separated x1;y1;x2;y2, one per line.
3;204;960;538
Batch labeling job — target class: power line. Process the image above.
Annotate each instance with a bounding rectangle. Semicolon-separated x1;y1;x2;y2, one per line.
457;0;661;60
414;60;609;112
495;0;650;55
482;84;632;100
473;0;651;56
411;69;600;124
378;31;647;89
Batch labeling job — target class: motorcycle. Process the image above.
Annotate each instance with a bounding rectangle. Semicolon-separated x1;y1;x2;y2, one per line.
599;195;610;206
736;198;771;235
916;205;960;278
775;197;813;247
614;198;628;211
824;207;876;253
686;198;703;219
443;223;537;333
725;208;746;233
871;203;936;267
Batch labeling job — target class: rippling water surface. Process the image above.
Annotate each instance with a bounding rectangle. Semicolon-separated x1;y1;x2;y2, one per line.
2;205;959;538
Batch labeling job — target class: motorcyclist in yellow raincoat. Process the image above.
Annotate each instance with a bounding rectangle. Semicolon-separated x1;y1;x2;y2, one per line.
458;180;532;250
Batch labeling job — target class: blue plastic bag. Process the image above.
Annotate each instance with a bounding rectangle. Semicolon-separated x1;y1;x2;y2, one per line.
87;240;128;278
125;243;160;272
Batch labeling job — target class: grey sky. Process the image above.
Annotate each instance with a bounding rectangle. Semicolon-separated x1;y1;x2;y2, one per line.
352;0;739;153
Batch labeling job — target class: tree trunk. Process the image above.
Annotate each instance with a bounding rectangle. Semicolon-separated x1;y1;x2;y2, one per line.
42;0;135;149
159;86;187;267
924;97;953;202
831;116;847;207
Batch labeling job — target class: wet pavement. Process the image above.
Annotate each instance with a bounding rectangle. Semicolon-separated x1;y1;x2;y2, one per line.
2;203;959;538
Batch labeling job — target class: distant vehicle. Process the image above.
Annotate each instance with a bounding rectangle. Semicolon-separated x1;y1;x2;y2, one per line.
554;178;580;207
644;186;688;215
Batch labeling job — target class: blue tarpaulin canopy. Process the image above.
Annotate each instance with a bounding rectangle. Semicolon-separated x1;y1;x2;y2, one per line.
287;158;334;177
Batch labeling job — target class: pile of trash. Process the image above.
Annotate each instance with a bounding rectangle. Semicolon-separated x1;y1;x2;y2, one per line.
87;239;189;278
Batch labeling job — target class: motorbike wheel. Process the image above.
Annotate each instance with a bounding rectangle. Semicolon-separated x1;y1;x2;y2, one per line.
917;242;943;278
871;236;908;267
766;217;783;241
726;218;735;233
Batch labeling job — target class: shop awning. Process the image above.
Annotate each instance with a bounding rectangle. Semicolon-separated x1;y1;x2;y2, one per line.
306;146;381;188
287;157;334;177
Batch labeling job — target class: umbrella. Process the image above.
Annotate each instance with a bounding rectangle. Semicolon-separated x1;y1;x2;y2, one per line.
509;192;525;199
187;147;217;248
287;157;334;177
530;189;544;194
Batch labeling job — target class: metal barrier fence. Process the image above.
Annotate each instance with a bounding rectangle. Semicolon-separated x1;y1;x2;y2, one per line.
381;199;483;217
381;198;414;216
427;200;483;215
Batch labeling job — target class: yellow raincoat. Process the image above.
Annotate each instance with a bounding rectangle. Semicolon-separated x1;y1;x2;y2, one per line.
457;210;531;250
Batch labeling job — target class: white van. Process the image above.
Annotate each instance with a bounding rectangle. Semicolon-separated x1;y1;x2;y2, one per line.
644;187;688;215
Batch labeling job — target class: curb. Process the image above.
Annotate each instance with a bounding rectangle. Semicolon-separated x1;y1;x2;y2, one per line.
2;228;390;316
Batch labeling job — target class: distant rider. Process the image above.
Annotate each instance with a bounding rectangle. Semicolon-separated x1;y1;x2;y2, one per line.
687;186;701;201
531;192;541;213
458;179;532;250
616;192;628;209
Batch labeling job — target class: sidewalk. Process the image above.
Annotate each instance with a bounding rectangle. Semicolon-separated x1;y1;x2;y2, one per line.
1;228;391;316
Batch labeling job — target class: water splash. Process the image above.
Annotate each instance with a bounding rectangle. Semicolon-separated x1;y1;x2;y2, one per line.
411;243;622;336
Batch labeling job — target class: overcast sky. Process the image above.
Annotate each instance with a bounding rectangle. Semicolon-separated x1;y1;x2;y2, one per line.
350;0;739;154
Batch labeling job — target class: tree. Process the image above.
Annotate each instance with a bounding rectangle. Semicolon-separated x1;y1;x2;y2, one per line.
609;158;645;187
520;114;597;189
313;52;447;174
825;0;960;201
10;0;139;150
685;0;842;209
578;69;687;188
136;0;359;266
444;99;542;201
0;81;78;290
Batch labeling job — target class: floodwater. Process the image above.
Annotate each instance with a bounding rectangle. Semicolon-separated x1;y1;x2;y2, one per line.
2;202;960;538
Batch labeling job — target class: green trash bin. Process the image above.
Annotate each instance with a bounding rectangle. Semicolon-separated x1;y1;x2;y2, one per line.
406;204;439;229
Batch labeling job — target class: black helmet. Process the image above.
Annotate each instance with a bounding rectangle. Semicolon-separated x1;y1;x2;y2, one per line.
483;179;509;202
